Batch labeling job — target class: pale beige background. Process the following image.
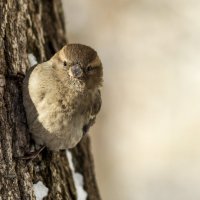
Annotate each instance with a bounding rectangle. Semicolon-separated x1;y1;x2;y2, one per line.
62;0;200;199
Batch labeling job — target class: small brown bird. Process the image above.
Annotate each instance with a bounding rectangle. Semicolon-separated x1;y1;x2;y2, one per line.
23;44;103;153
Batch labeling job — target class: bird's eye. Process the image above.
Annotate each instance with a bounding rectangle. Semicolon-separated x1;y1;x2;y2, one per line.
63;61;67;67
86;66;93;72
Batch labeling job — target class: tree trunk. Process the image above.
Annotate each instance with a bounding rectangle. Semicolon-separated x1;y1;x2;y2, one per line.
0;0;101;199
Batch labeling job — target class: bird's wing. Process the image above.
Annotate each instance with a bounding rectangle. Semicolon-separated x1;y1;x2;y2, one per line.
82;90;102;135
91;89;102;116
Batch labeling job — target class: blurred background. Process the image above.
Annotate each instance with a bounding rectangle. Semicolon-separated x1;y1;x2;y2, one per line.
62;0;200;199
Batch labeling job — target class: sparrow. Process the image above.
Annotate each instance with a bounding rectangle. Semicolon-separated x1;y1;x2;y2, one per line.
23;44;103;153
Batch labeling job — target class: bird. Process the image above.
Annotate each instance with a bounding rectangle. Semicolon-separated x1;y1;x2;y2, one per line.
22;44;103;157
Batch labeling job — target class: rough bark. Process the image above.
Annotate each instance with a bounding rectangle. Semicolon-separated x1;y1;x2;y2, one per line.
0;0;101;199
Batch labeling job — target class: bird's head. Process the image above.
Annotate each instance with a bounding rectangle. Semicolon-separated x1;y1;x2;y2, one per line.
50;44;103;90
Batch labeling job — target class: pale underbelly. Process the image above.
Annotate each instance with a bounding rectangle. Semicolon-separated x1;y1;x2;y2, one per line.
31;109;85;150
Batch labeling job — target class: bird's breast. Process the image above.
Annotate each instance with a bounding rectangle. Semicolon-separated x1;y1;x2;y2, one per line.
36;88;92;136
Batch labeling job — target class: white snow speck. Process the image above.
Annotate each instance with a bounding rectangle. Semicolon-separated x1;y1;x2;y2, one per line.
33;181;49;200
28;53;38;66
66;150;88;200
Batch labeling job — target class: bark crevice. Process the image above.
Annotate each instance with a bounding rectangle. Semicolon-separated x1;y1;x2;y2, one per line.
0;1;101;199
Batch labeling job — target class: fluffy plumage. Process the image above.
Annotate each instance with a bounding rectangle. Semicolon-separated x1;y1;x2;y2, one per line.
23;44;103;150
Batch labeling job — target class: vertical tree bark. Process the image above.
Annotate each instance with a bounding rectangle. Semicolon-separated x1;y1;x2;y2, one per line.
0;0;101;199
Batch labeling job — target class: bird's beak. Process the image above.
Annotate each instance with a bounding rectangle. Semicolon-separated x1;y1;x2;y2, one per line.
69;64;83;78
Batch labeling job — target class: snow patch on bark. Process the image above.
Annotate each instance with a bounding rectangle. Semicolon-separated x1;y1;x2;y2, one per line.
28;53;38;66
66;150;88;200
33;181;49;200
